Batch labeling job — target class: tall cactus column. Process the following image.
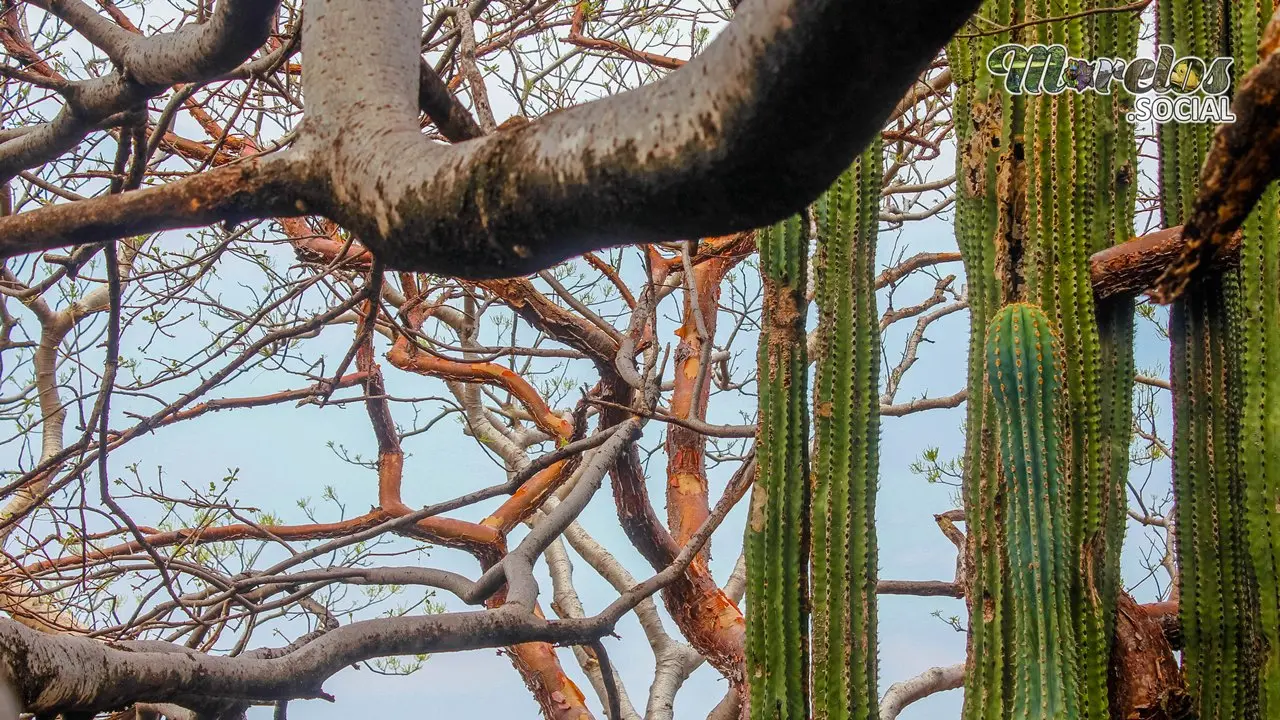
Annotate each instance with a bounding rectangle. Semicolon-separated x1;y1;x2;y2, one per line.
1159;1;1261;718
1231;1;1280;713
1091;0;1140;664
746;213;810;720
952;2;1137;719
948;2;1017;717
811;142;882;720
1016;5;1139;715
1168;274;1257;720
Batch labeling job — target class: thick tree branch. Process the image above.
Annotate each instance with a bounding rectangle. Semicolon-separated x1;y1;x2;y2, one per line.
0;156;302;260
1090;225;1241;301
0;0;980;276
296;0;981;277
0;606;608;714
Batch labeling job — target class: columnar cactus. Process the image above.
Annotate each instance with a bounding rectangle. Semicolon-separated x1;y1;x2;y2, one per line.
1229;1;1280;713
1090;2;1141;668
952;3;1137;719
1159;2;1261;718
947;5;1016;716
811;141;882;720
985;303;1080;720
746;212;810;719
1169;275;1258;720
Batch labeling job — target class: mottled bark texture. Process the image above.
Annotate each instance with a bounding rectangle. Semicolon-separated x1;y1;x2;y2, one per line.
0;0;981;279
1108;594;1192;720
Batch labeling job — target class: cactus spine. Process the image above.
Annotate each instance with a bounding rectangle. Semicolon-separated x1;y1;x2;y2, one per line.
747;212;810;719
811;140;882;720
1230;1;1280;713
985;303;1079;720
1160;1;1261;718
952;2;1136;718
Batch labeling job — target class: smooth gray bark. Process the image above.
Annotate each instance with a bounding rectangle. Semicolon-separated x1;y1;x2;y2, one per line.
0;0;980;280
296;0;981;277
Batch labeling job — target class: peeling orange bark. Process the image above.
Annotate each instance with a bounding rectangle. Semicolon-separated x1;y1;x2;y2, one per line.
603;383;747;688
666;251;742;553
361;328;593;719
483;461;571;533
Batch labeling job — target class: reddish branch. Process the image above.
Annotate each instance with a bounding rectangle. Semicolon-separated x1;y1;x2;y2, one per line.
666;243;750;554
387;337;573;440
607;407;748;687
357;307;593;720
478;264;753;691
563;2;686;70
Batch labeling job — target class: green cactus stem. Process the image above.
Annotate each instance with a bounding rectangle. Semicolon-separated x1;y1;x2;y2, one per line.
985;303;1080;720
1160;1;1261;717
746;211;810;720
948;3;1017;715
811;139;882;720
1231;2;1280;713
952;3;1137;718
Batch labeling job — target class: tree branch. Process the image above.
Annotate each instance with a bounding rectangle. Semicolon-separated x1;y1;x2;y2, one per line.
0;0;981;277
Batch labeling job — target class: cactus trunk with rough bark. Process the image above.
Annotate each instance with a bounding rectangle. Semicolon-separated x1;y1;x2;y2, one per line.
948;3;1016;715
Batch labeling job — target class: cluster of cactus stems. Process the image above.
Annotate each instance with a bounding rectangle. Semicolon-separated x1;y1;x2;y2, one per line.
746;141;885;718
746;0;1280;717
747;211;811;720
951;2;1136;719
810;140;882;720
1159;1;1263;718
985;304;1080;720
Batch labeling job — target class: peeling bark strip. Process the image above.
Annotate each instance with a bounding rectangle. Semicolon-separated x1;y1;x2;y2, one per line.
1108;593;1192;720
0;0;981;278
666;246;746;557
